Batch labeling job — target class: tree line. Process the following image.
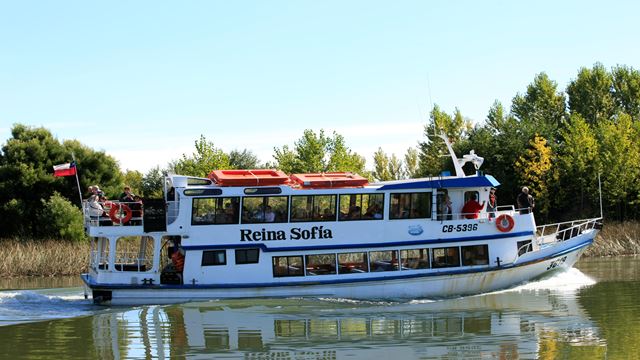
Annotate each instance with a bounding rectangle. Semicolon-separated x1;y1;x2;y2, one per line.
1;63;638;241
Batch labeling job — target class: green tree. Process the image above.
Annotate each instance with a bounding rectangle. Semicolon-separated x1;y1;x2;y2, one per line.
555;114;600;219
567;63;616;124
612;65;640;120
404;147;419;179
172;135;230;177
273;130;367;175
141;166;166;199
0;124;122;238
229;149;261;169
511;72;567;141
373;148;404;181
417;106;472;176
39;192;86;241
123;170;144;196
596;113;640;219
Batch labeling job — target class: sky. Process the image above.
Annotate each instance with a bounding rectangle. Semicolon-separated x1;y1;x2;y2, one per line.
1;0;639;173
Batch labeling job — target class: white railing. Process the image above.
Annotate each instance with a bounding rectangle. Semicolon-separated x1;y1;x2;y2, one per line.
535;217;603;245
83;200;144;227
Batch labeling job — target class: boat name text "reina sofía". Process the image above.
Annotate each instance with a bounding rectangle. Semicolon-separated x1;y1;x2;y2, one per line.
240;226;334;242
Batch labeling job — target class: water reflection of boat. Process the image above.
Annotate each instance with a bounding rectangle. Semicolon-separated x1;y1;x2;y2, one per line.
91;284;603;359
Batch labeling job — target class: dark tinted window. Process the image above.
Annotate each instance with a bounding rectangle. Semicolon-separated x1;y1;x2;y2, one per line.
236;249;260;264
202;250;226;266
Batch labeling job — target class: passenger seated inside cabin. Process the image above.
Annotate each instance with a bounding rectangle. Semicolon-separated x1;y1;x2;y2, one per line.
461;194;485;219
348;205;361;219
264;205;275;222
364;203;383;219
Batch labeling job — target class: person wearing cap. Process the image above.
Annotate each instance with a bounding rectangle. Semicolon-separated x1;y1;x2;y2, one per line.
517;186;535;214
487;188;498;220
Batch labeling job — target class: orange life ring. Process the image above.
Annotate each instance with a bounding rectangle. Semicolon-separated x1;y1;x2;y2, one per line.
496;214;515;232
171;251;185;272
109;203;133;224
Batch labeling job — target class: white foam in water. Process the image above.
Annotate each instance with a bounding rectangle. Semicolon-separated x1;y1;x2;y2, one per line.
510;267;595;292
0;289;96;326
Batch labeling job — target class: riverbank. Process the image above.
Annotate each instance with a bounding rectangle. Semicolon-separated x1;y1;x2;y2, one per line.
583;221;640;257
1;221;638;277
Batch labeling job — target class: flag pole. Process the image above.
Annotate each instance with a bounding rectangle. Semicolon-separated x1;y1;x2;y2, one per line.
71;152;83;207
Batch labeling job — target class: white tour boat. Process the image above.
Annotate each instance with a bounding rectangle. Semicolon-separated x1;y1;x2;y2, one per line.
81;136;602;305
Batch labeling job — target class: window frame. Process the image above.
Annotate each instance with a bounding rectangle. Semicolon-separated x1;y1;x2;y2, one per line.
461;244;489;266
338;193;385;221
272;255;305;277
431;246;461;268
290;194;337;223
235;248;260;265
389;192;432;220
202;250;227;266
191;197;240;225
241;195;289;224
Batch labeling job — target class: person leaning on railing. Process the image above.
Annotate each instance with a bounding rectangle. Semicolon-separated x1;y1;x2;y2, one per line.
517;187;535;214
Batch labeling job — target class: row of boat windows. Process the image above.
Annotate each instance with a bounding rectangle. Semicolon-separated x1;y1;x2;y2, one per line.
191;192;432;225
200;245;490;277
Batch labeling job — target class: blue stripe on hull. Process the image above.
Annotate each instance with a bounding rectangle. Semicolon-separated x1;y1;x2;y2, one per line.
82;237;593;291
181;231;535;252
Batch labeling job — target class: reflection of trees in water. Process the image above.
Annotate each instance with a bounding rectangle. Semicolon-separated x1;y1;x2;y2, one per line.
579;281;640;359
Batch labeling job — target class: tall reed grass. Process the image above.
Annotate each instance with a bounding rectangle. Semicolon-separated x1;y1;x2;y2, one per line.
584;221;640;257
0;239;90;277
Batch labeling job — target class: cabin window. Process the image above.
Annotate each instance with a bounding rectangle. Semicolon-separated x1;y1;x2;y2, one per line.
389;192;431;219
338;193;384;221
369;250;399;272
461;245;489;266
464;191;480;204
517;240;533;256
431;247;460;268
235;249;260;264
242;196;288;223
202;250;227;266
290;195;337;222
305;254;337;275
338;252;369;274
192;197;240;225
400;248;430;269
184;189;222;196
272;256;304;277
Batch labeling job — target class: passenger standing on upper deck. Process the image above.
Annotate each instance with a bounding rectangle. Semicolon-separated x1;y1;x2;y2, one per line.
517;187;535;214
487;188;497;220
461;194;485;219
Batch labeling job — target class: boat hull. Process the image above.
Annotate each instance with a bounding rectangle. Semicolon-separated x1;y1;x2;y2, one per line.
83;234;593;306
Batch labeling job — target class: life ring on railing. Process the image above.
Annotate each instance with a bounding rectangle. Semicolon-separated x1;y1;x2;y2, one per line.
495;214;515;232
171;251;185;272
109;203;133;224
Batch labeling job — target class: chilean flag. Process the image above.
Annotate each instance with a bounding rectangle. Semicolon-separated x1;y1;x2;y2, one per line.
53;162;77;177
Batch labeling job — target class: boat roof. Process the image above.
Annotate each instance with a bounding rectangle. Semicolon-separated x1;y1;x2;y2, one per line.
376;175;500;190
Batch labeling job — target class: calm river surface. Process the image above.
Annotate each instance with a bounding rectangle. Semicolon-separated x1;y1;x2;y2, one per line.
1;257;639;359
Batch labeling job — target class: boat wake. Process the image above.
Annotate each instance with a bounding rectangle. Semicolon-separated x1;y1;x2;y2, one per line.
0;288;97;326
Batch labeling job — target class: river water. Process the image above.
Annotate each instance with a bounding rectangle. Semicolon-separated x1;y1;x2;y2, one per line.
1;257;638;359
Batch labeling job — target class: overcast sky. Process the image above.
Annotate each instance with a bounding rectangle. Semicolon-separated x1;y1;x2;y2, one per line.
1;0;639;172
